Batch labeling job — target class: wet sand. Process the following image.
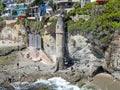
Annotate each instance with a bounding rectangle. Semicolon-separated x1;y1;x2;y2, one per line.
91;73;120;90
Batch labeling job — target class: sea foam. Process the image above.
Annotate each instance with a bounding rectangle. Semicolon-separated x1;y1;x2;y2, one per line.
11;77;88;90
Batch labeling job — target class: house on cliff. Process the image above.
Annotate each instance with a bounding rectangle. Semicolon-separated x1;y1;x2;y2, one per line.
2;3;28;19
28;3;53;21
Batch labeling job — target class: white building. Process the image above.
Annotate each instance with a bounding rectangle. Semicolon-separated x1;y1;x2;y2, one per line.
81;0;96;8
91;0;96;2
53;0;80;3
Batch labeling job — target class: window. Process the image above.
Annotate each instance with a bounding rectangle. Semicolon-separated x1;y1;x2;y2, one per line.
57;25;59;29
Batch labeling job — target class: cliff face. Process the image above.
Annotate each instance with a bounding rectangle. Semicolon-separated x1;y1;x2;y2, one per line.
42;28;105;66
68;34;104;62
0;23;26;56
41;29;106;76
0;45;25;56
0;21;6;32
106;31;120;70
42;33;56;62
0;24;25;41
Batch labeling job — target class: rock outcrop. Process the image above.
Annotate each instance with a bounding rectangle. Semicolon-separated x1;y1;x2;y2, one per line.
41;30;105;76
68;34;104;62
42;33;56;62
105;31;120;70
0;45;26;56
0;24;25;41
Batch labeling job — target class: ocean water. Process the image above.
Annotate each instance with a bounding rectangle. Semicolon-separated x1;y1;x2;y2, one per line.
7;77;88;90
0;87;8;90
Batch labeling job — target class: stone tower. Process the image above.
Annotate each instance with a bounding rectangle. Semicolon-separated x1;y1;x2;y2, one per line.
55;16;65;70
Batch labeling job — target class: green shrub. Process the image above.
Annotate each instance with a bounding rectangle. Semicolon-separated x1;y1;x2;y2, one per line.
68;21;82;32
64;0;120;51
100;34;113;43
0;17;3;21
73;2;81;9
68;10;76;16
0;3;5;13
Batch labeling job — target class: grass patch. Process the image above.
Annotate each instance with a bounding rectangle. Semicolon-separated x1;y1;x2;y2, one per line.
67;20;83;32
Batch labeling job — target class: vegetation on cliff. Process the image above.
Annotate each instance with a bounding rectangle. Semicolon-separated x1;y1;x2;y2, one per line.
14;0;120;52
0;3;5;14
66;0;120;52
17;15;57;34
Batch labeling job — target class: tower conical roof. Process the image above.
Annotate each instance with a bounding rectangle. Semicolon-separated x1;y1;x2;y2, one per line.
56;16;64;34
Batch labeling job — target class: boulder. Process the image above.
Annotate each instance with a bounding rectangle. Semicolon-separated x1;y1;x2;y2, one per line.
92;66;111;77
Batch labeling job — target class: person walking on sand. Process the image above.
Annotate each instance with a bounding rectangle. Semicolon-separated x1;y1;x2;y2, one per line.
35;66;38;71
38;66;41;71
17;62;19;69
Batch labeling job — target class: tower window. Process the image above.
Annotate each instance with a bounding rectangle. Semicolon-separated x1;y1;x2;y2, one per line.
57;25;59;29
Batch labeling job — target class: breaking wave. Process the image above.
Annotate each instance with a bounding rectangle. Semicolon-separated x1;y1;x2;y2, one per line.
10;77;88;90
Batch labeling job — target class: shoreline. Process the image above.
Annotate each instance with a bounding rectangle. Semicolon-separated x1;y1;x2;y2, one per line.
0;69;84;90
0;50;120;90
0;50;83;88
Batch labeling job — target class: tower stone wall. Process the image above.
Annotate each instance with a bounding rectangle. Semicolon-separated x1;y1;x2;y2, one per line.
56;16;65;70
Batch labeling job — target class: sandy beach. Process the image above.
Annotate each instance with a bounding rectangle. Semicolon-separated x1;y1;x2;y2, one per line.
0;50;54;83
91;73;120;90
0;40;54;75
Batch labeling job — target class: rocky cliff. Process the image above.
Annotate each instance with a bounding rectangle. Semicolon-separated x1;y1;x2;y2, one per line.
42;29;105;76
0;45;26;56
110;31;120;70
0;23;25;41
105;30;120;80
0;22;26;56
68;34;104;62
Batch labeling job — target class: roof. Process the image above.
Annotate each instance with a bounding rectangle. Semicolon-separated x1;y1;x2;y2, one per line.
54;0;80;3
56;16;63;25
56;16;64;34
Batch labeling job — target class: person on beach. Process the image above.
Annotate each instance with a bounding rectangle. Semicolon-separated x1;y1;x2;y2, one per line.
7;76;12;83
35;66;38;71
17;62;19;69
81;70;85;77
38;66;41;71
